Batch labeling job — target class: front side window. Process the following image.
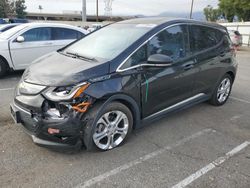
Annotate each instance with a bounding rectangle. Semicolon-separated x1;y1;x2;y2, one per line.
120;45;147;70
148;25;188;60
119;25;189;70
22;27;52;42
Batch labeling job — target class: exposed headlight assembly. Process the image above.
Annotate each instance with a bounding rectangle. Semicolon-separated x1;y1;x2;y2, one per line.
18;81;47;95
43;82;90;102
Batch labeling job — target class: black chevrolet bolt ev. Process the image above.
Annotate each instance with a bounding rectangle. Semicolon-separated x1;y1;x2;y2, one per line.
10;18;237;151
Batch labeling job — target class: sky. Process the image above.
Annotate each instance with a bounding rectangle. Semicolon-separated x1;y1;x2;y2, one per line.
25;0;218;16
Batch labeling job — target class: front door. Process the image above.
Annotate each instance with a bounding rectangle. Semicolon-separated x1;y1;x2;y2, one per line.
10;27;56;70
141;25;197;117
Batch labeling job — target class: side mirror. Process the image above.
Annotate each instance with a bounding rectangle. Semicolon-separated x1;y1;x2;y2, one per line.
16;36;25;43
147;54;173;65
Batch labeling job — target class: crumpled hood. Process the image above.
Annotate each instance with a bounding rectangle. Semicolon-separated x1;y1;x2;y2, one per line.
23;52;110;86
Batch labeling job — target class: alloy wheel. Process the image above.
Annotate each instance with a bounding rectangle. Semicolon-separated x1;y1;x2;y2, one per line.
93;110;129;150
217;78;231;103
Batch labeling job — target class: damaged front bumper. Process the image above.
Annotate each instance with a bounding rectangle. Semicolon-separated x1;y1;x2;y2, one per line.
10;93;92;150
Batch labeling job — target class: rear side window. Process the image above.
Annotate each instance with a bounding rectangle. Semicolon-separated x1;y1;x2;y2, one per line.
148;25;189;60
52;28;83;40
190;25;221;53
22;27;52;42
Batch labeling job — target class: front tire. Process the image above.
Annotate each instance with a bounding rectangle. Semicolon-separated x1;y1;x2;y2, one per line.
209;74;233;106
83;102;133;151
0;58;8;78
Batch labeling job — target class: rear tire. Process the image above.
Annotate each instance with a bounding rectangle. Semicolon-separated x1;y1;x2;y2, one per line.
83;101;133;151
209;74;232;106
0;58;8;78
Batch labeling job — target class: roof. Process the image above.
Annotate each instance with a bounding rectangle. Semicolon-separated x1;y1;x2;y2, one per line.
15;22;88;34
118;17;226;30
20;22;78;27
119;17;178;25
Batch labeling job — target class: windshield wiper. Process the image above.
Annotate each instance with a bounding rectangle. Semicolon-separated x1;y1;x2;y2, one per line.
65;51;97;62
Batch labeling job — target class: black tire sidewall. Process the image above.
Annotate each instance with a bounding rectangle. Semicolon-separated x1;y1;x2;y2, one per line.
83;101;133;151
0;59;7;77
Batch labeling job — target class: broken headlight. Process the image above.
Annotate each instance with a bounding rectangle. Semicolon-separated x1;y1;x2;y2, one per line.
43;82;90;102
18;81;46;95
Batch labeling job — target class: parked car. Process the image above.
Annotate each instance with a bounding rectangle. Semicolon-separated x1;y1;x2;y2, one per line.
0;23;20;33
228;30;242;47
87;23;103;32
0;18;8;24
0;23;88;76
9;18;28;23
10;18;237;151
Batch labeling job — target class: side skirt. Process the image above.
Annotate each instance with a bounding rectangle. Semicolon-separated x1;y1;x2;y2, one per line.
141;93;210;126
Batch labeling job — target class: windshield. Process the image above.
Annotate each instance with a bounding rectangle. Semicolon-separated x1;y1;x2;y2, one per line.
0;24;27;39
64;23;153;60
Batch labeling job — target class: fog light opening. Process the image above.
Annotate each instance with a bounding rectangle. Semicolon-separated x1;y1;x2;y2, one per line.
48;128;60;134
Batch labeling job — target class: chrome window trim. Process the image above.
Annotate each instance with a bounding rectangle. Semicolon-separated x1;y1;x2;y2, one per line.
116;23;186;73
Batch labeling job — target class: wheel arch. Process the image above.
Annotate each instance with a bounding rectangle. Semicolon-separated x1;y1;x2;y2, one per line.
0;55;10;70
226;71;235;83
98;94;141;129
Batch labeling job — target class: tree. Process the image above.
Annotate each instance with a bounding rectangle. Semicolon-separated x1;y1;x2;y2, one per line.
0;0;27;19
203;5;222;21
219;0;250;22
0;0;14;18
219;0;235;22
234;0;250;21
15;0;27;18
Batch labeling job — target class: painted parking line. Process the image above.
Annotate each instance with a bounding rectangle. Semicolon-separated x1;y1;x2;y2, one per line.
171;141;250;188
230;96;250;104
75;128;214;188
0;88;14;91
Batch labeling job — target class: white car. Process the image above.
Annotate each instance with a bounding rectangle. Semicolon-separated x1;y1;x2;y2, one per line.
228;30;243;47
0;23;88;77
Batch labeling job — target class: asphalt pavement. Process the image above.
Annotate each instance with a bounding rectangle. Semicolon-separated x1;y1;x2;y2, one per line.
0;49;250;188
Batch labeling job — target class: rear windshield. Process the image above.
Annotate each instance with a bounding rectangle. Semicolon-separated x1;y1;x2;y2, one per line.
63;23;153;60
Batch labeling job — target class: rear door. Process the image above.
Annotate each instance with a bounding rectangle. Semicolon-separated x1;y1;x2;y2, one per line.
10;27;54;69
51;27;85;49
189;25;224;95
